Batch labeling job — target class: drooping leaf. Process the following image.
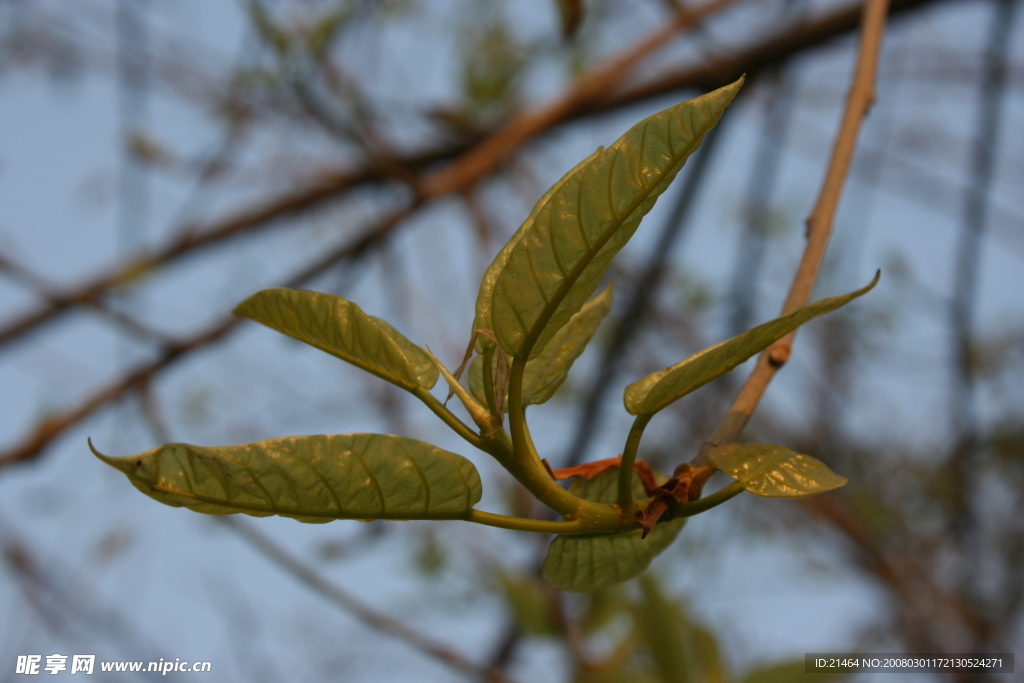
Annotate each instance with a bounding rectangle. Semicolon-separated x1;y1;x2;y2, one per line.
636;575;690;683
635;575;726;683
624;272;879;415
470;285;613;409
738;661;847;683
708;443;847;498
91;434;482;522
543;468;685;593
498;572;558;636
473;148;603;353
491;79;743;360
234;288;437;391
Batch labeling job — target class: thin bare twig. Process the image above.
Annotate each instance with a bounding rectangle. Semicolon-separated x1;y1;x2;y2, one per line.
683;0;892;491
220;517;517;683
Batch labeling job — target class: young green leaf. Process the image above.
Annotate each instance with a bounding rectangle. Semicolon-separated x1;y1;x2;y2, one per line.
234;288;437;391
624;271;879;415
91;434;482;522
473;148;603;353
469;284;613;409
708;443;847;498
543;468;685;593
491;78;743;360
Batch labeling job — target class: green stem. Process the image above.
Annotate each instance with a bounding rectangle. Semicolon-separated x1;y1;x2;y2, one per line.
667;480;744;518
414;388;485;451
618;413;652;511
507;356;589;517
465;510;586;534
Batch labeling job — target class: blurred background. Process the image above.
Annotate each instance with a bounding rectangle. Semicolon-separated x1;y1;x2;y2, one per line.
1;0;1022;681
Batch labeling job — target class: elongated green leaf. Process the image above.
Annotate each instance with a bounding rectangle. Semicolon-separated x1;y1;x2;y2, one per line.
473;148;603;353
91;434;481;522
234;288;437;391
492;78;743;359
543;468;685;593
470;284;613;409
624;272;879;415
708;443;847;498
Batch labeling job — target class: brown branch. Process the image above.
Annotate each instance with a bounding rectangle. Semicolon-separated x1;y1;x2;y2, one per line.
0;254;171;345
668;0;893;505
419;0;746;199
0;155;450;350
592;0;944;110
0;0;948;354
220;516;517;683
0;205;416;470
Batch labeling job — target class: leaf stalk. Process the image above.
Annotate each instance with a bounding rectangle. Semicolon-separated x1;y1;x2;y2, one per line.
617;413;652;511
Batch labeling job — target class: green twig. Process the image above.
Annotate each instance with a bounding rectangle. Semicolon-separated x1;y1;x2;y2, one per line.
618;413;652;511
665;481;744;519
466;510;586;534
413;388;485;450
507;357;589;518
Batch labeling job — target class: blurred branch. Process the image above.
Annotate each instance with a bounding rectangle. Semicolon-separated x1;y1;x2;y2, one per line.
684;0;891;487
947;0;1018;537
419;0;746;198
0;161;444;350
220;517;518;683
0;254;170;345
0;0;948;354
1;522;168;672
0;204;417;470
724;71;797;339
596;0;947;108
798;494;989;655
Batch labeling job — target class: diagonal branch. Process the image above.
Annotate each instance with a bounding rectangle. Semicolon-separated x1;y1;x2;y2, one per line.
0;158;448;350
0;205;417;470
220;516;518;683
673;0;893;501
419;0;747;198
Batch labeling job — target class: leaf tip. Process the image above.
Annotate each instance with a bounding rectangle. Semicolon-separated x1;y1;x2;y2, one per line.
88;438;127;472
851;270;882;299
231;292;258;319
87;437;109;461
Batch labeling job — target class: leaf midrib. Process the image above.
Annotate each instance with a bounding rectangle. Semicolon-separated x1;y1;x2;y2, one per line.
516;115;714;359
142;481;473;520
